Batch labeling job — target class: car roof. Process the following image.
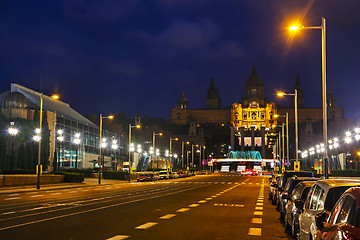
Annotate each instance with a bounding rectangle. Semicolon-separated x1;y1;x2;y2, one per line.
314;179;360;189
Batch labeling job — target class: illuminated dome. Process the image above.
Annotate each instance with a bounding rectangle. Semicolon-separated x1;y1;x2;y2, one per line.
4;92;28;109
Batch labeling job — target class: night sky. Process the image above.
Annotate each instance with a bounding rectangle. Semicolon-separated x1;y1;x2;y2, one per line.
1;0;359;120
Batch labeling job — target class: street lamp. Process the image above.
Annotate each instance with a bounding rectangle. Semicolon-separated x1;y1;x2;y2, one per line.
99;114;114;184
56;129;64;171
73;133;81;169
153;132;162;170
8;122;18;170
274;113;289;167
277;90;298;170
181;141;190;169
169;137;178;170
290;17;328;178
36;93;44;189
128;124;141;174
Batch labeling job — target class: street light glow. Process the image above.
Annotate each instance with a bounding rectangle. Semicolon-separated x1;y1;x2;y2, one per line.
51;94;59;100
290;25;299;31
277;92;285;97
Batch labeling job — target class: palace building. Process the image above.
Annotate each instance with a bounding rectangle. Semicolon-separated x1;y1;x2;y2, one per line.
170;66;345;160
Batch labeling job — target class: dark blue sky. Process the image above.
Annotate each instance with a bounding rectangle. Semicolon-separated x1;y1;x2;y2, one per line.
1;0;359;120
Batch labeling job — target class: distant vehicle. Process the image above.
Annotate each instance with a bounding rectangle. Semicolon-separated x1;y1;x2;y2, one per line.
137;174;149;182
315;187;360;240
246;169;258;176
159;171;169;180
177;170;185;178
269;174;281;200
298;179;360;240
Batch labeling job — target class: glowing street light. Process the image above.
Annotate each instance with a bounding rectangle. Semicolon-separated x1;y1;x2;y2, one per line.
99;114;114;184
277;90;298;167
289;17;328;178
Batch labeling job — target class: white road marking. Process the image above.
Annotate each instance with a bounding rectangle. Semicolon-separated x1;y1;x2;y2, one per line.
198;200;206;203
159;214;176;219
4;197;20;200
2;211;15;215
254;211;263;216
255;207;263;210
135;222;158;229
50;193;62;195
30;195;43;198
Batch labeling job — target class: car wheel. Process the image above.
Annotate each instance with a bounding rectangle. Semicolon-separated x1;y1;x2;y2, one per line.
291;216;299;238
284;213;290;230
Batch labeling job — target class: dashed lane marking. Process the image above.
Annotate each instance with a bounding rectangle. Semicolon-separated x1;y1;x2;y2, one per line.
254;211;263;216
248;228;262;236
211;195;217;198
30;195;43;198
256;203;263;206
251;218;262;224
213;203;244;207
2;211;15;215
4;197;20;200
177;208;190;213
135;222;158;230
159;214;176;220
255;207;263;210
107;235;130;240
205;198;212;200
198;200;207;203
188;204;199;207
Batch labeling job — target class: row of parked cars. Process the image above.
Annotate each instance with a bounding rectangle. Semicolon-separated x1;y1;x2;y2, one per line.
269;171;360;239
137;170;195;182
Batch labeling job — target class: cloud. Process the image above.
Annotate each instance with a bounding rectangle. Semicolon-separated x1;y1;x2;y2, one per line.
132;18;244;61
63;0;140;22
104;60;145;79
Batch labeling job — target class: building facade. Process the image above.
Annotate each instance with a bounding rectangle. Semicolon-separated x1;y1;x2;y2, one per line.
170;66;345;160
0;84;122;172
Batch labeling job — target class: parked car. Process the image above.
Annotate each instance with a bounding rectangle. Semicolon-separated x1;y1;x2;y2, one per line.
273;171;314;207
137;173;149;182
314;187;360;239
298;179;360;240
284;181;317;238
159;171;169;180
269;174;281;200
279;177;318;221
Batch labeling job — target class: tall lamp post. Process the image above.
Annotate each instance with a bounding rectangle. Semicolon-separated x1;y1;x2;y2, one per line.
181;141;189;169
277;89;298;169
128;124;140;175
99;114;113;184
8;122;19;169
169;137;178;171
275;113;289;167
36;93;43;189
290;17;328;178
74;133;81;169
152;132;162;169
56;130;64;171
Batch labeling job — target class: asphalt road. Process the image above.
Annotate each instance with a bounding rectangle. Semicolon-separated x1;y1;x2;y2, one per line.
0;173;291;240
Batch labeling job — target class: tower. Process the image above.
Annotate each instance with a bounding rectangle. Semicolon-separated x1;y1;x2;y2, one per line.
291;75;305;108
206;77;222;109
243;65;265;107
177;90;188;109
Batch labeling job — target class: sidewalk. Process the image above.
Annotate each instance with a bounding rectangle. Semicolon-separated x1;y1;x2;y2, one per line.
0;178;133;194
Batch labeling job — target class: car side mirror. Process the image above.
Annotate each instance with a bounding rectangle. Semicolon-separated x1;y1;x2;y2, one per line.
294;199;304;212
315;211;329;231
